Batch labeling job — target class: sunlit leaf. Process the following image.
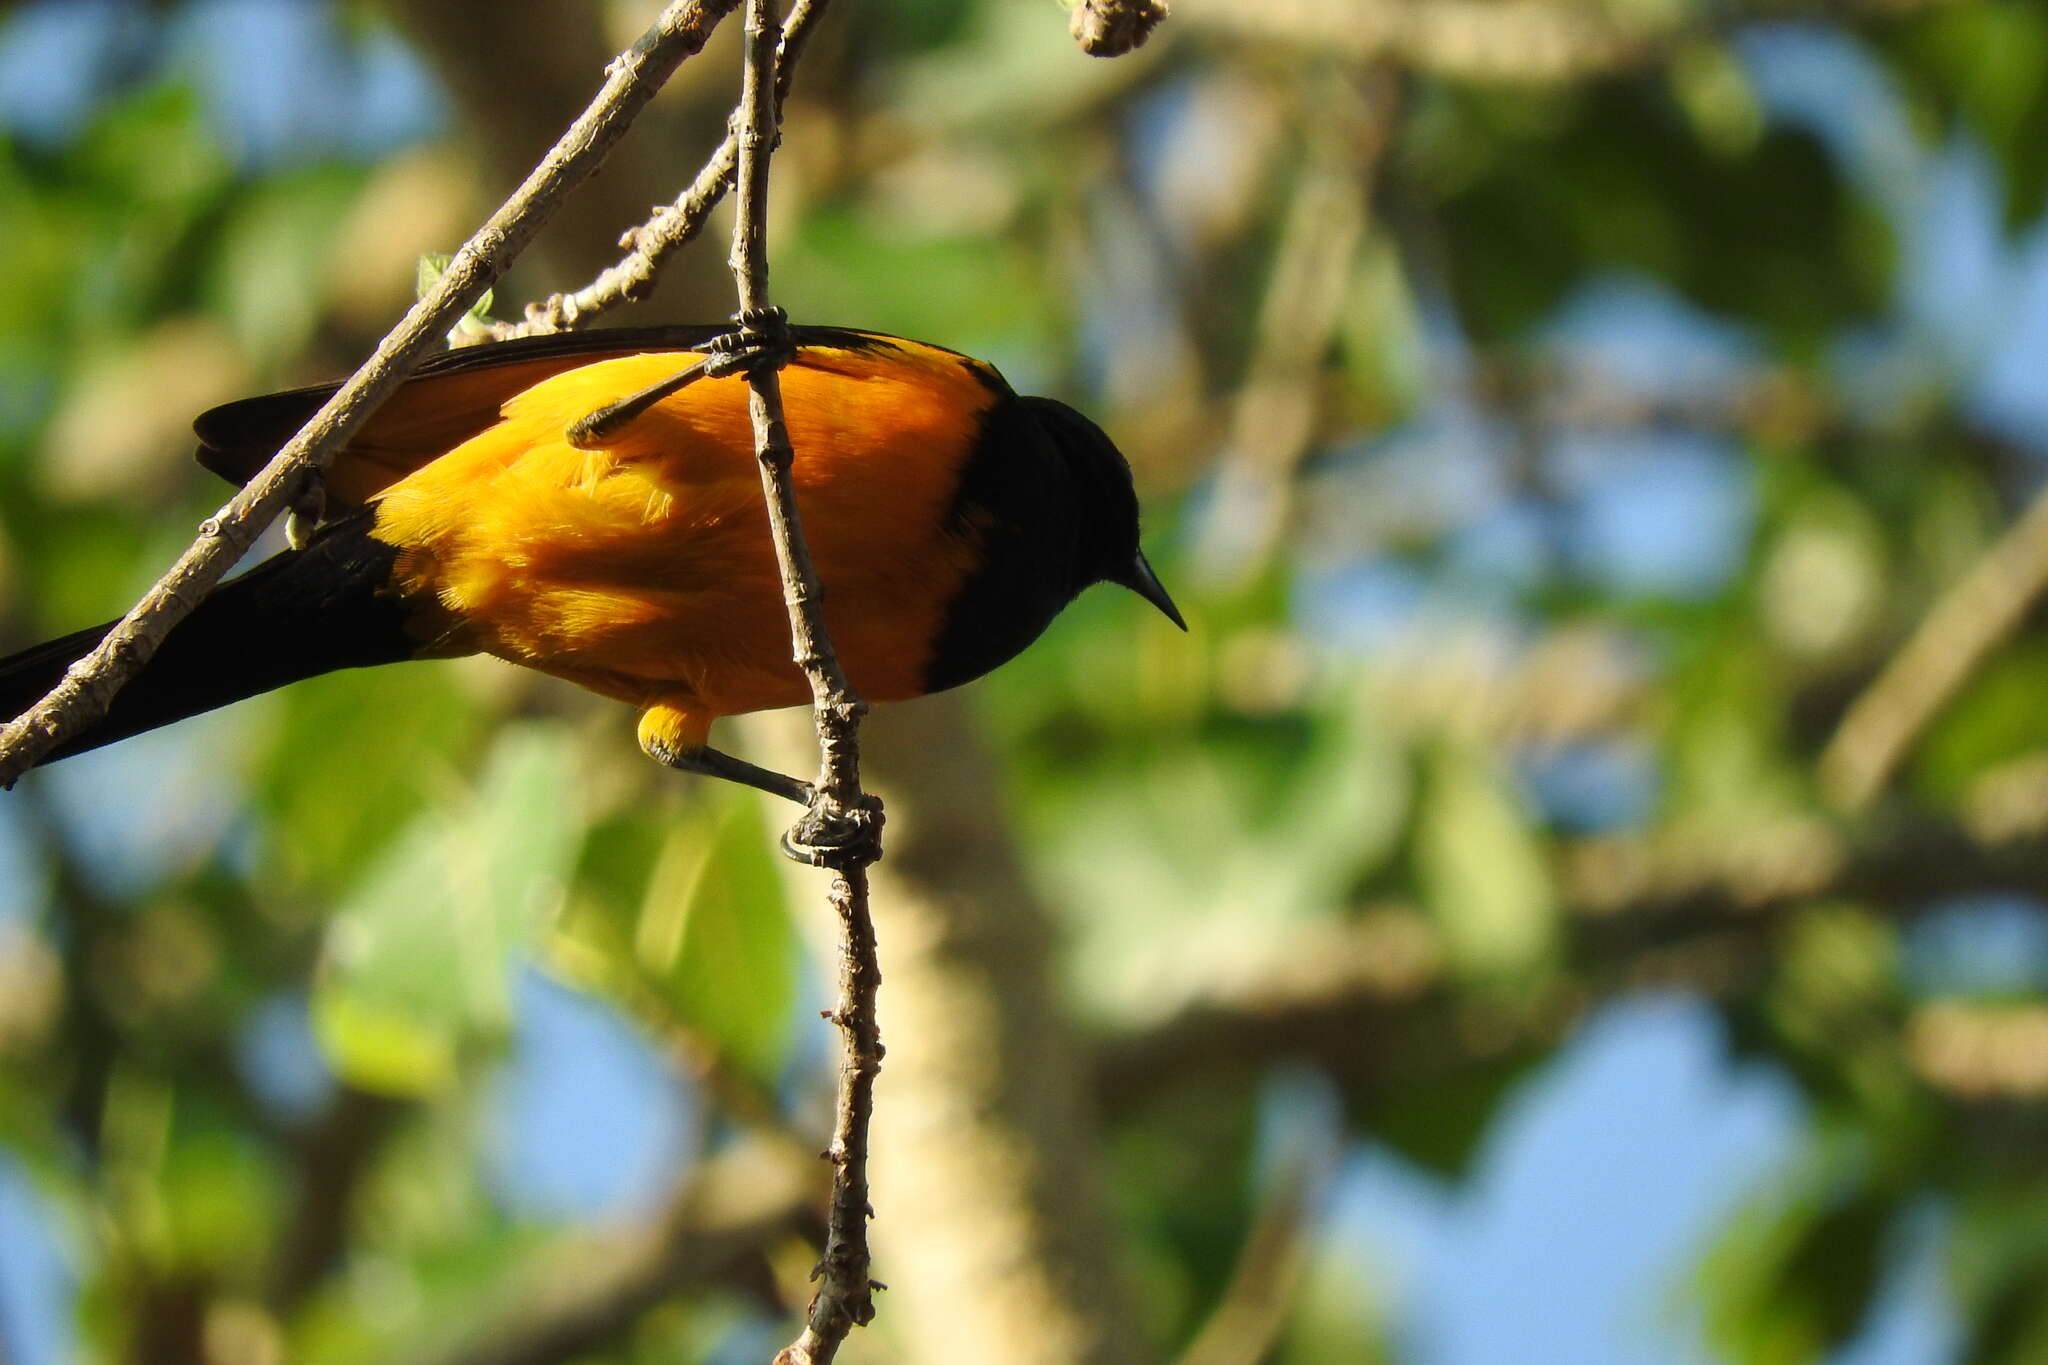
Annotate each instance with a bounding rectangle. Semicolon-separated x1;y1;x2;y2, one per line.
1698;1143;1896;1365
254;663;483;895
1414;741;1557;980
636;796;795;1087
311;725;582;1095
204;165;367;357
1365;1054;1537;1180
1918;645;2048;804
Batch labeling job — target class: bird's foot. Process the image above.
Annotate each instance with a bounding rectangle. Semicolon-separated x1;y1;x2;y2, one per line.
781;792;884;869
567;308;795;448
285;467;327;549
703;306;794;378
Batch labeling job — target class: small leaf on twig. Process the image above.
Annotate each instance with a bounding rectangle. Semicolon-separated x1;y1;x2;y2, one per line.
416;251;499;343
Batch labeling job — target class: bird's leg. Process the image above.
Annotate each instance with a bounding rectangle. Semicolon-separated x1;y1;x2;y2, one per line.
566;355;715;448
649;735;883;868
565;308;796;449
652;740;881;866
636;704;878;863
655;741;814;806
637;702;813;806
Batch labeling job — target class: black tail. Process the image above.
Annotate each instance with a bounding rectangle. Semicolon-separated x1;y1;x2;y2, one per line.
1;511;415;767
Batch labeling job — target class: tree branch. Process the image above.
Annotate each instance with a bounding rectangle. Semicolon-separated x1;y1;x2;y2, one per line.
1171;0;1951;83
1196;67;1398;583
1819;484;2048;811
699;3;881;1361
1172;0;1652;81
492;0;834;340
831;693;1159;1364
0;0;744;787
427;1140;820;1365
1095;810;2048;1117
265;1086;406;1312
1176;1126;1335;1365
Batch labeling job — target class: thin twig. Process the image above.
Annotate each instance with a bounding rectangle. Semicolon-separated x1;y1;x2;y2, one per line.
1195;68;1397;585
0;0;744;787
493;0;833;340
1819;486;2048;811
1172;0;1645;79
429;1139;820;1365
1094;800;2048;1121
1171;0;1950;83
706;1;881;1361
266;1086;406;1312
1175;1119;1336;1365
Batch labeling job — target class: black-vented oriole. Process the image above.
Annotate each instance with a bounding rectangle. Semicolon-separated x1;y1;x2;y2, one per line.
0;325;1184;800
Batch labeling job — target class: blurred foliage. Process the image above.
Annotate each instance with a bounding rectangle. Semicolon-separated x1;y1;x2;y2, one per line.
5;0;2048;1363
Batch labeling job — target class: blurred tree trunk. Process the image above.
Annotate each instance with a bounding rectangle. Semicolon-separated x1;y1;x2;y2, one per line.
853;693;1156;1365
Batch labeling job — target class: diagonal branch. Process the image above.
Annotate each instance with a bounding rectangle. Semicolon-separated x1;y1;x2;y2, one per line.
427;1140;821;1365
0;0;744;787
1172;0;1950;83
1196;66;1398;583
1819;485;2048;811
1094;809;2048;1119
493;0;834;340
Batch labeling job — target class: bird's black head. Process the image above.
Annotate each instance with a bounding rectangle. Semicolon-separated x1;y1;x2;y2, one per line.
923;394;1185;694
1020;397;1185;627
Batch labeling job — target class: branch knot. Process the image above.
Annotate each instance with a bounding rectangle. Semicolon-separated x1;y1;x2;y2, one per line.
1070;0;1168;56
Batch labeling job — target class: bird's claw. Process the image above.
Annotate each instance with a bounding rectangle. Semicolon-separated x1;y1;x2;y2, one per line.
705;306;794;377
779;793;883;868
285;469;327;550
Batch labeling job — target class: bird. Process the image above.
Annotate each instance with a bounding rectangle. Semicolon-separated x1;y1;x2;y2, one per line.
0;324;1185;803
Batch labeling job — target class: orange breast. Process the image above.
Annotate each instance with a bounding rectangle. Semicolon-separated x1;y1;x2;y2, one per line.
366;340;1003;727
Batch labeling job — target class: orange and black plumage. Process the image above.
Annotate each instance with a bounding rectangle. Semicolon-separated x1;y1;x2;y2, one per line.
0;326;1183;794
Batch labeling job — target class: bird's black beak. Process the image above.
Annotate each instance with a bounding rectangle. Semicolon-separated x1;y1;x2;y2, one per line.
1115;551;1187;631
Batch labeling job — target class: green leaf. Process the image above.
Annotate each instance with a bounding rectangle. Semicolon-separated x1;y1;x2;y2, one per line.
1426;81;1883;346
311;983;454;1097
415;250;497;342
1917;643;2048;804
1885;0;2048;227
254;664;483;896
157;1120;280;1279
1699;1145;1896;1365
635;796;796;1086
1950;1186;2048;1365
778;205;1051;357
204;166;365;356
312;724;582;1096
469;725;587;960
1414;742;1557;980
1365;1053;1538;1180
1962;1265;2048;1365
